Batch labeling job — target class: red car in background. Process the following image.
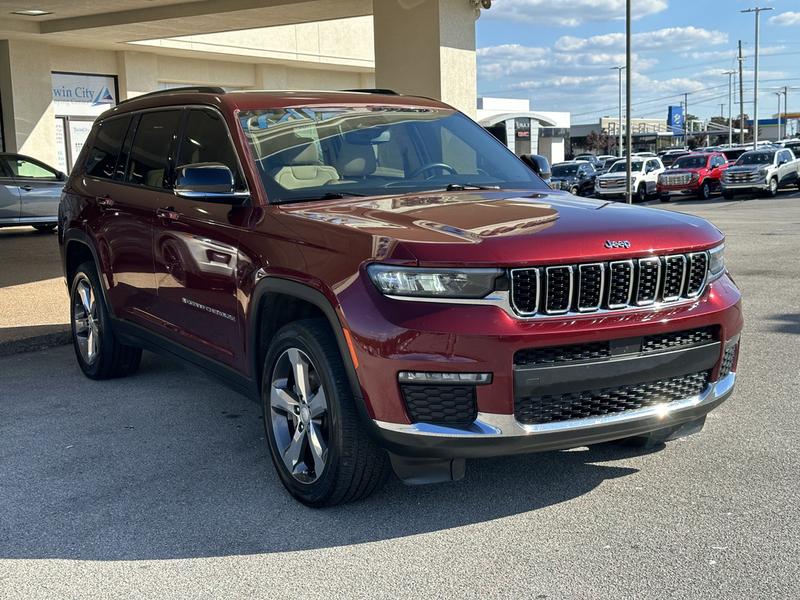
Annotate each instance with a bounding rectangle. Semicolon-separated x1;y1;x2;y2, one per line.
658;152;730;201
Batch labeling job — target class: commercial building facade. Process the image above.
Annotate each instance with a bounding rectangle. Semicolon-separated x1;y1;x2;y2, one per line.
0;0;485;171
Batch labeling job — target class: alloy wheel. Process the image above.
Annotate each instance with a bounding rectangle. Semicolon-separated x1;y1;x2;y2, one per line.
269;348;329;484
72;276;100;365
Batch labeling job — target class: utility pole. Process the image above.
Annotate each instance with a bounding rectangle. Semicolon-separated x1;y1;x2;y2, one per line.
784;86;789;138
742;6;773;150
625;0;632;204
724;70;735;146
738;40;745;144
611;66;625;157
775;91;783;141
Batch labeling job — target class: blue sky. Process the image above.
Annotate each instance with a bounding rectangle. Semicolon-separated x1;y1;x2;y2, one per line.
476;0;800;124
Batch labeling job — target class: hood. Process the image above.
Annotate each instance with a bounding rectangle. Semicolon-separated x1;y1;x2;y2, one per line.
597;171;635;179
665;167;705;175
550;175;578;182
726;163;765;173
278;190;722;266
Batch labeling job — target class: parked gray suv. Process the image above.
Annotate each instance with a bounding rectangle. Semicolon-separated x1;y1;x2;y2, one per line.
0;153;65;231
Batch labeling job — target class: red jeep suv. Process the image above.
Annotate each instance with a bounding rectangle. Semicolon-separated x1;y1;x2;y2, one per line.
59;88;742;506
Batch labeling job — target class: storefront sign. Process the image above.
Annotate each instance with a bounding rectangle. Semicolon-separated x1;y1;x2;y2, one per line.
52;72;118;117
514;117;531;140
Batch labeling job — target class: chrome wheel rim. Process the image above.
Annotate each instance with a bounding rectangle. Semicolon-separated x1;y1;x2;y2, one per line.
269;348;329;484
72;276;100;365
770;179;777;194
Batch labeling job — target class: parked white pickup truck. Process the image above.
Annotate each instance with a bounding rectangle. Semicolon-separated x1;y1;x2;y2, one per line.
721;148;800;198
594;157;665;202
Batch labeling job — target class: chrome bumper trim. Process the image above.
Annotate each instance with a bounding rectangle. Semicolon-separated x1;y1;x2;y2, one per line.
374;371;736;439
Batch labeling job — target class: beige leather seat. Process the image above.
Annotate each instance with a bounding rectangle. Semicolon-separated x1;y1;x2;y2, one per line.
270;141;338;190
335;142;377;180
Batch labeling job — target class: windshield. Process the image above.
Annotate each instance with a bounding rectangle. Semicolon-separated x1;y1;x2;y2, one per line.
238;106;548;203
674;156;707;169
609;160;642;173
552;164;579;177
735;152;774;166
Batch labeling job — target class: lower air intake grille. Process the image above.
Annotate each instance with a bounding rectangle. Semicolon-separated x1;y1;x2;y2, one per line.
401;384;477;426
514;371;711;425
719;344;737;378
641;327;717;353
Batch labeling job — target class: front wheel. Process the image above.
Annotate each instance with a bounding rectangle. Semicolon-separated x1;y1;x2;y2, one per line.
763;177;779;197
262;319;390;507
70;262;141;379
635;184;647;203
698;181;711;200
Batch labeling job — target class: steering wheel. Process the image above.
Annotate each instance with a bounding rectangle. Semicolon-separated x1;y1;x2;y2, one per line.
407;162;458;180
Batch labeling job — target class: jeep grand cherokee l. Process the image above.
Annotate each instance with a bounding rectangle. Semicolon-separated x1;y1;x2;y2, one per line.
59;87;742;506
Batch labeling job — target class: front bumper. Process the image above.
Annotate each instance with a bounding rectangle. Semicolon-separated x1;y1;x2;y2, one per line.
658;184;701;197
373;370;736;458
721;178;768;192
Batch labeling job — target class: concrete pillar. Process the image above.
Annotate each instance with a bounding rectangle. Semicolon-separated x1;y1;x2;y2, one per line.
373;0;478;117
0;40;57;165
116;51;158;99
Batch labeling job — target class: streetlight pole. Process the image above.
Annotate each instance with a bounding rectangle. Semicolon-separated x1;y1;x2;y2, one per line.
625;0;632;204
611;66;625;157
738;41;745;144
742;6;773;150
723;70;735;146
775;91;783;141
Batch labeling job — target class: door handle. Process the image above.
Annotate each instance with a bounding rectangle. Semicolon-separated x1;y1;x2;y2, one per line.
96;195;114;207
157;207;180;221
19;184;33;192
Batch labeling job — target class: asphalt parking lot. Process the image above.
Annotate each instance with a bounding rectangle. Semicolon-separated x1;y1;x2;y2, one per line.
1;192;799;598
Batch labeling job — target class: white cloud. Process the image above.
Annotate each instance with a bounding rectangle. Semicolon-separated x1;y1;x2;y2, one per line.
556;26;727;53
681;45;785;61
769;11;800;26
484;0;667;27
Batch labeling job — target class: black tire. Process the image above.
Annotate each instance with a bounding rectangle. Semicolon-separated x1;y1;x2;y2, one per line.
698;181;711;200
659;194;671;203
33;224;56;232
723;190;735;200
262;318;390;507
763;177;779;198
635;184;647;203
69;261;142;380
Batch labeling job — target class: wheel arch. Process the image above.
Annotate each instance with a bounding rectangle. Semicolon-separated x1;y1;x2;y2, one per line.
248;277;363;406
62;230;115;318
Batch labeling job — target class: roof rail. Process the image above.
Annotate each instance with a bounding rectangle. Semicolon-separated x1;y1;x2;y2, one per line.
119;86;226;104
342;88;399;95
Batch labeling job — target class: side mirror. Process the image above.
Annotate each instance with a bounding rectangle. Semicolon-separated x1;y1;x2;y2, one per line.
520;154;551;181
174;162;246;204
56;171;67;181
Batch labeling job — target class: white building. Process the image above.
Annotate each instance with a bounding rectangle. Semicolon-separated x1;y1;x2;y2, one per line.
477;97;570;164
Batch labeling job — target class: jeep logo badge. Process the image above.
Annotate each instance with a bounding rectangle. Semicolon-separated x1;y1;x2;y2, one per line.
605;240;631;249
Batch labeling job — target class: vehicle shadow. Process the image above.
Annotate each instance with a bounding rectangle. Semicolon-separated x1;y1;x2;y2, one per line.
0;351;653;561
768;313;800;335
0;226;61;287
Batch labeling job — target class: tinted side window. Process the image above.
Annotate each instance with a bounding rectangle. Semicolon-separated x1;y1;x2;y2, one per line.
85;116;130;179
126;110;181;189
176;109;245;190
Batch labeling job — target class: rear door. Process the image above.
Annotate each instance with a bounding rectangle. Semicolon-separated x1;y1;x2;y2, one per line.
0;158;21;224
5;155;63;222
150;107;246;367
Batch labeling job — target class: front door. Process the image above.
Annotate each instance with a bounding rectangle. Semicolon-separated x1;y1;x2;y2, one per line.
5;155;63;223
0;159;21;225
151;107;246;368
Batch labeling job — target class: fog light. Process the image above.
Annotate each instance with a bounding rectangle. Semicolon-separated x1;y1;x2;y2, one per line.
398;371;492;385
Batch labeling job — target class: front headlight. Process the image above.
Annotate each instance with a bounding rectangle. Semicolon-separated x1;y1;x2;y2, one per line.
367;265;502;298
758;168;769;179
708;243;725;281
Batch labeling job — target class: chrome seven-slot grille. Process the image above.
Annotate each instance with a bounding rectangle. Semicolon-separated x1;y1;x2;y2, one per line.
510;251;708;316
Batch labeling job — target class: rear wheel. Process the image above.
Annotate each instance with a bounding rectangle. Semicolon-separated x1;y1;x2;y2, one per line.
262;319;390;507
69;262;141;379
659;194;671;203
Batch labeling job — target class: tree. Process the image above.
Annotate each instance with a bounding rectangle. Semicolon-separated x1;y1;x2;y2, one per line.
585;130;610;153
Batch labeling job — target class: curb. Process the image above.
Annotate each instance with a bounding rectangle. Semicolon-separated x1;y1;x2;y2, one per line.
0;328;71;357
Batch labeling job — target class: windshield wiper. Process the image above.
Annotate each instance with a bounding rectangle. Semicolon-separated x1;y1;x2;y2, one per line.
277;191;366;204
444;183;502;191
